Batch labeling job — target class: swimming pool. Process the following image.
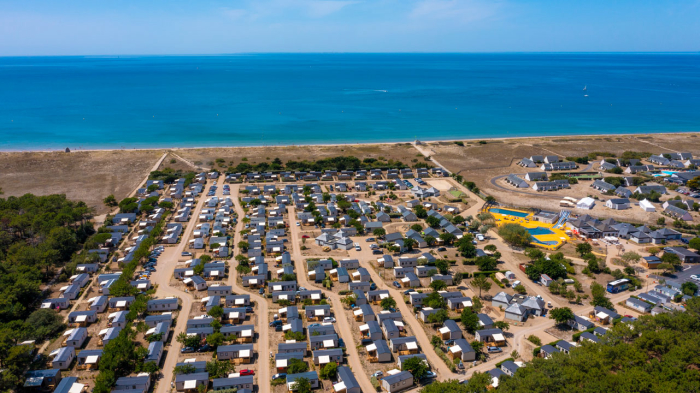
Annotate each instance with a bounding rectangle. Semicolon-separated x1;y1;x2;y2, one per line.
489;208;530;218
526;227;555;236
662;170;679;175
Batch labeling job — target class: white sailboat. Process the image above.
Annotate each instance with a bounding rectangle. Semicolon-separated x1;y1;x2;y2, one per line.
583;85;588;97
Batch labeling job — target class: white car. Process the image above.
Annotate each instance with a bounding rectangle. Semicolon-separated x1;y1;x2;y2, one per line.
296;222;300;226
691;275;700;281
323;317;336;323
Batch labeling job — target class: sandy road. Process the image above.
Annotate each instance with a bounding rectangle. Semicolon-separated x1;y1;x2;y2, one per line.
153;175;220;393
226;185;271;386
287;206;377;393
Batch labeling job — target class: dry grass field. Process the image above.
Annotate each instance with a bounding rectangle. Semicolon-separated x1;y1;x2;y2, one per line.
0;149;163;214
173;143;424;170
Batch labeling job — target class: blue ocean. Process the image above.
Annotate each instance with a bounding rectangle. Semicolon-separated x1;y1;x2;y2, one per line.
0;53;699;150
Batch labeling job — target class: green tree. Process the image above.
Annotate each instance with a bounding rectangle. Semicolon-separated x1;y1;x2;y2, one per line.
689;237;700;252
494;320;510;331
207;305;224;319
24;309;66;341
514;284;527;294
430;280;447;291
620;251;641;265
103;194;118;207
206;332;225;347
471;276;492;298
439;233;457;246
290;377;312;393
682;281;698;296
205;359;234;378
575;243;593;257
319;361;338;379
427;309;449;324
549;307;574;325
498;224;532;248
426;215;441;228
287;358;309;374
411;224;423;232
661;252;681;267
403;237;418;251
475;256;498;271
373;228;386;238
401;356;429;381
431;335;443;347
173;364;197;375
460;308;480;333
435;259;449;274
380;297;397;310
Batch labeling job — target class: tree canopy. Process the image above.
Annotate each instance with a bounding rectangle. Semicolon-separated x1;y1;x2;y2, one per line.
497;302;700;392
498;224;532;248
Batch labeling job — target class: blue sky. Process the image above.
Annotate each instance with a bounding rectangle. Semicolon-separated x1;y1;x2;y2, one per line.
1;0;699;55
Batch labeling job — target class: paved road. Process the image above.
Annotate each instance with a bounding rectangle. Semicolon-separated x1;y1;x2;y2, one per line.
153;175;220;393
287;206;377;393
226;185;270;386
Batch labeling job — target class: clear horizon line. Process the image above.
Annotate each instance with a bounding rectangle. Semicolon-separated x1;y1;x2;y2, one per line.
1;51;700;58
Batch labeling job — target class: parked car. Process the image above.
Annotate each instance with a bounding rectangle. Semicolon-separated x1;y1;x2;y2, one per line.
258;288;265;295
369;283;377;290
393;281;401;288
269;320;283;327
444;339;455;346
308;323;321;328
272;373;287;380
181;252;192;257
323;317;336;323
197;344;211;352
691;275;700;281
423;371;437;379
239;369;254;376
180;347;195;353
366;238;375;242
372;250;383;255
437;247;447;251
371;371;383;378
487;347;502;353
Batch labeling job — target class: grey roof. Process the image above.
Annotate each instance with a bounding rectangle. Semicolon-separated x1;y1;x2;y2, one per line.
337;366;360;390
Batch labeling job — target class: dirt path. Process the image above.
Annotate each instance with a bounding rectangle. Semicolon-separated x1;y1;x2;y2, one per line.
413;142;451;174
169;152;205;171
227;185;270;386
152;175;216;393
287;206;377;393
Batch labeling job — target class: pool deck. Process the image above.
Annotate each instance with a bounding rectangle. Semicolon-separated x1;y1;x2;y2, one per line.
488;208;570;250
